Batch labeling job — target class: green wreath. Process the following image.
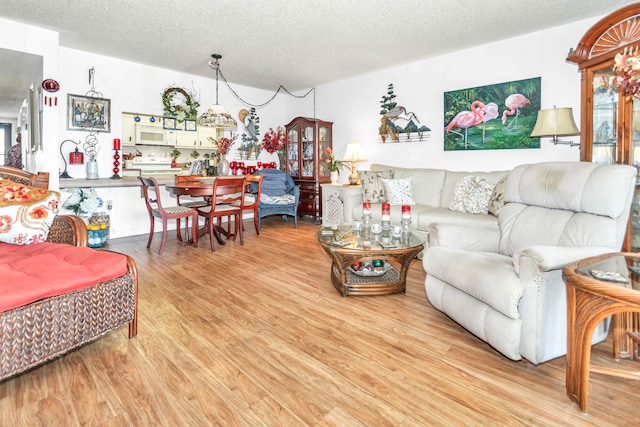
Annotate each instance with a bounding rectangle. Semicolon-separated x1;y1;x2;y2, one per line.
162;87;200;122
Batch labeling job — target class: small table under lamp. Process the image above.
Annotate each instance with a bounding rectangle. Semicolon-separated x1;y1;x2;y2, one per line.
342;143;367;185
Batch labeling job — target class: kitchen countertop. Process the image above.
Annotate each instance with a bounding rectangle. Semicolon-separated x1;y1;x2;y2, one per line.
58;176;175;188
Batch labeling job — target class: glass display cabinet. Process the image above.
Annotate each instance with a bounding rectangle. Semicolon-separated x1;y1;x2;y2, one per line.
567;4;640;251
285;117;333;222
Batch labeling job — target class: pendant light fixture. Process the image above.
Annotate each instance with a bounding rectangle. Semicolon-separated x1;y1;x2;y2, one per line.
198;54;238;129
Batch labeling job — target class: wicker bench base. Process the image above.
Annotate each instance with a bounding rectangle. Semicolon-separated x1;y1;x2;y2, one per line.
0;273;137;382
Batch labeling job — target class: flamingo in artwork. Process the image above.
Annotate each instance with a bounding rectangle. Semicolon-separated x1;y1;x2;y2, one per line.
501;94;530;128
480;102;499;140
445;100;486;147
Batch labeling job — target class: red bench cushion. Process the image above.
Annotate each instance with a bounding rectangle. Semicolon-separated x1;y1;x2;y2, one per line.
0;242;128;312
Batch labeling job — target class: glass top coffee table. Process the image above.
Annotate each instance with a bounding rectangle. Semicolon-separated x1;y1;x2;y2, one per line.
316;225;425;296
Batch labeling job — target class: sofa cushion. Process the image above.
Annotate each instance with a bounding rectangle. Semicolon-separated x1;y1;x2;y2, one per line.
441;170;508;209
416;207;499;231
449;175;494;214
380;177;416;205
372;165;445;206
424;246;524;319
0;241;129;312
500;162;636;256
488;176;507;217
0;179;60;245
359;169;393;202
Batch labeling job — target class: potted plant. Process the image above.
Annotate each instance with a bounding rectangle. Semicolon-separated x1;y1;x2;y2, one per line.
324;147;347;184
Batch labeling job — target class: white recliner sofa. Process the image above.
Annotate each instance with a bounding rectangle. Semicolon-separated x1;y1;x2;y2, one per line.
423;161;636;364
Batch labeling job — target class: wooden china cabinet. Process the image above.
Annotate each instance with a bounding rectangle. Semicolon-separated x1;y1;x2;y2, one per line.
567;4;640;251
285;117;333;223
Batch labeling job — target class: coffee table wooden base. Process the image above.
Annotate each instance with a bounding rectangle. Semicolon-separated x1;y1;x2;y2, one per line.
325;245;423;297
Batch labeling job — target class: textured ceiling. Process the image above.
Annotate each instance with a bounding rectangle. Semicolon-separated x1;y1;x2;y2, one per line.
0;0;635;118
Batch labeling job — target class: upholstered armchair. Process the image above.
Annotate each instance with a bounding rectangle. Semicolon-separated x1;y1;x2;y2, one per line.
254;169;300;229
423;162;636;364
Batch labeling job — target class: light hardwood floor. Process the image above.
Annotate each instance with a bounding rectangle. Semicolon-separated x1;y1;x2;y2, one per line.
1;217;639;426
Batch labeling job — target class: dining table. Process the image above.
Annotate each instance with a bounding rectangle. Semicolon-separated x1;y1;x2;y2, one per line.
165;179;228;245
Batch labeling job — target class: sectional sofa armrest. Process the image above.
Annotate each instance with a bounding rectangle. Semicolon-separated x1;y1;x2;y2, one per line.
427;223;500;252
512;246;616;274
339;186;363;223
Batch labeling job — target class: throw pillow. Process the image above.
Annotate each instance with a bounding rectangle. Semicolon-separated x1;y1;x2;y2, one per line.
359;169;393;203
487;176;507;217
449;175;494;215
0;179;61;244
379;177;416;205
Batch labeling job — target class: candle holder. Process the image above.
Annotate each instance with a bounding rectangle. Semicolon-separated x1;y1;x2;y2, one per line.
401;217;411;235
111;149;122;179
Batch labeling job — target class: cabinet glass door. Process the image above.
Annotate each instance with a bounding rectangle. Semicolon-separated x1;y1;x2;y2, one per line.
287;127;299;177
301;124;314;178
592;69;618;164
319;125;331;178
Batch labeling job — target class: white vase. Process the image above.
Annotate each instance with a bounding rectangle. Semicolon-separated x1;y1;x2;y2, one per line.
218;155;230;176
330;170;339;185
86;160;99;179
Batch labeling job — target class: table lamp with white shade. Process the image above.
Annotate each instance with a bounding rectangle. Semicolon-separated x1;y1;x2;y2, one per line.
342;143;367;185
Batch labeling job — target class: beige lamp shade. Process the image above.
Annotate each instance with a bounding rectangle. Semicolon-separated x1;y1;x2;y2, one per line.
530;107;580;146
342;143;367;163
342;143;367;185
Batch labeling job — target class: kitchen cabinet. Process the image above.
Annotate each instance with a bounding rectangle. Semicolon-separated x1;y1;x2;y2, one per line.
122;112;226;150
285;117;333;222
567;4;640;251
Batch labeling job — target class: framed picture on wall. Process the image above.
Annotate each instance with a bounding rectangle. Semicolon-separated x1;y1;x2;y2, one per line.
443;77;541;151
67;94;111;132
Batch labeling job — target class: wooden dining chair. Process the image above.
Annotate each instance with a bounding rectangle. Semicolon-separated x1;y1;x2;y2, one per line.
196;176;245;251
231;174;263;235
173;174;209;241
138;176;198;254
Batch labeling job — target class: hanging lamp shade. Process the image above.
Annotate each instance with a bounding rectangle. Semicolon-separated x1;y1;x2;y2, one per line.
199;104;237;128
198;53;237;130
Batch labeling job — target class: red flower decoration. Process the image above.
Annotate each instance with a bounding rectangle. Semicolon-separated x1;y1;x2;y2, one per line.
261;127;285;154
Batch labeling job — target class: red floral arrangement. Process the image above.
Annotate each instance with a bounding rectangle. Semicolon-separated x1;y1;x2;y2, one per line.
208;132;238;155
261;126;285;154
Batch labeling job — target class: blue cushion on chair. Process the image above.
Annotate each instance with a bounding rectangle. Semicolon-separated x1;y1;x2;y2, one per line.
261;174;287;196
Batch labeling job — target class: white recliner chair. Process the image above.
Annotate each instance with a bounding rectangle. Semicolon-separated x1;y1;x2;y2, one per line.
423;162;636;364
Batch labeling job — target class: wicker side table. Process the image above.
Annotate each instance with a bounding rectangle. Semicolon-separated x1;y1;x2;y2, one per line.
563;252;640;413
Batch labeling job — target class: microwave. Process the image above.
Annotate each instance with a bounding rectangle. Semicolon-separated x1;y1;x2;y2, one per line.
135;124;168;145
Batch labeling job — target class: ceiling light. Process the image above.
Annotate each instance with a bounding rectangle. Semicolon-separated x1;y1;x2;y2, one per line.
199;54;238;129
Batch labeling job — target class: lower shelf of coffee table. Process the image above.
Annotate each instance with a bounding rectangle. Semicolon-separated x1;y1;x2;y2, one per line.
331;263;403;296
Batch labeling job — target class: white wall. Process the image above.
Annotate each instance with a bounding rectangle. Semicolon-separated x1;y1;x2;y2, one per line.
54;47;290;237
57;47;289;180
311;18;598;180
0;17;58;181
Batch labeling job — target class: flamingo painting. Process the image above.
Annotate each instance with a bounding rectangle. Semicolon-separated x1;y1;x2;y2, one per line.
445;101;498;147
444;76;540;151
502;93;531;128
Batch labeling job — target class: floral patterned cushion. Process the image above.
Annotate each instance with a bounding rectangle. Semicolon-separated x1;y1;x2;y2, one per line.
379;177;416;205
260;194;296;205
359;169;393;203
487;176;507;216
0;179;61;245
449;175;494;215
